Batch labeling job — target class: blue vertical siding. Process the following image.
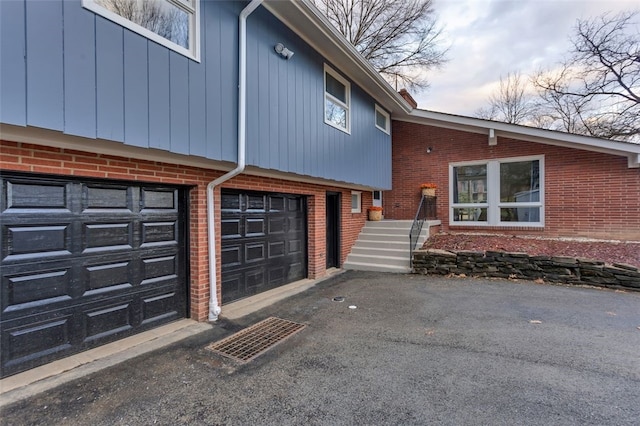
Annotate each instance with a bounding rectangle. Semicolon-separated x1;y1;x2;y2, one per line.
169;53;190;155
26;0;64;131
95;17;125;142
148;44;171;151
2;1;392;188
63;1;96;139
188;5;207;158
0;0;26;126
123;30;149;147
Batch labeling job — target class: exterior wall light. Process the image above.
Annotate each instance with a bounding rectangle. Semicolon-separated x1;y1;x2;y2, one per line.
274;43;294;60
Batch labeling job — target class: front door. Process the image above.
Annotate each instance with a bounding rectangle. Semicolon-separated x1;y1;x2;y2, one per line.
326;192;340;268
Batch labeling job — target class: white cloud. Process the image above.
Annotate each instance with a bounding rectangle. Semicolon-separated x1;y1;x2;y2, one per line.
415;0;639;115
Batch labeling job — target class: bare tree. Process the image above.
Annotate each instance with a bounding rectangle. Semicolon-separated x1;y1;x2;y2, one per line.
474;72;537;124
533;11;639;141
312;0;448;90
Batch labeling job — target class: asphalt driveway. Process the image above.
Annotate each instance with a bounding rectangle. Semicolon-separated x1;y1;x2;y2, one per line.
3;271;640;425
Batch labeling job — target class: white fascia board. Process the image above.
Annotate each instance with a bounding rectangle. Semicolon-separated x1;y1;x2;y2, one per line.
402;109;640;166
262;0;412;115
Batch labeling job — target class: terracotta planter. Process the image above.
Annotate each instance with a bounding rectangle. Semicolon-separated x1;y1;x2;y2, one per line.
368;210;382;221
421;188;436;197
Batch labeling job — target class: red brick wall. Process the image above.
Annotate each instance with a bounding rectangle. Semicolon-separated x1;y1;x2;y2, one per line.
1;140;372;321
387;121;640;241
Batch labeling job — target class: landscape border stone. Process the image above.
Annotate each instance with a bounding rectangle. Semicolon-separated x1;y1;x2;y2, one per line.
412;249;640;290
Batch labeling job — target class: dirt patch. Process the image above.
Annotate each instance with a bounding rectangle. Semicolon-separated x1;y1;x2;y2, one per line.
422;233;640;269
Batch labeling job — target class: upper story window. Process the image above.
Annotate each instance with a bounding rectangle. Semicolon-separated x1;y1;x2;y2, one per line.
450;156;544;226
324;64;351;133
375;105;390;134
83;0;200;61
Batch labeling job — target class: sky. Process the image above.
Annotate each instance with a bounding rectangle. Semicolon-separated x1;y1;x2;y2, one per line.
414;0;639;115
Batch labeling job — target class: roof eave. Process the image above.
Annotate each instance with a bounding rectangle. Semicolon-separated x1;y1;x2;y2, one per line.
400;109;640;168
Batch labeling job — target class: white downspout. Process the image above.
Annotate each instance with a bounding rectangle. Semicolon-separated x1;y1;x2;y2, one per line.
207;0;264;321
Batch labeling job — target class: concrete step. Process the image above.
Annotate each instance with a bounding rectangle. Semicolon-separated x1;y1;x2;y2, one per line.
349;247;409;257
345;253;409;268
343;261;410;273
364;220;414;229
358;233;411;243
352;240;409;250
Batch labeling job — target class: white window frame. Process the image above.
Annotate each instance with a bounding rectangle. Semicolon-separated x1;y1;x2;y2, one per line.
351;191;362;213
374;104;390;134
449;155;544;227
324;64;351;134
83;0;200;61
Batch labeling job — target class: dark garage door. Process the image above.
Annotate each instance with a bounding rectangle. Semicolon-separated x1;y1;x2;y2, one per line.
0;173;188;378
221;190;307;303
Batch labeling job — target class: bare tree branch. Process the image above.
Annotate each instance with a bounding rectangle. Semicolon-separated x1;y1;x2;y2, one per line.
532;11;639;142
474;72;537;124
312;0;449;91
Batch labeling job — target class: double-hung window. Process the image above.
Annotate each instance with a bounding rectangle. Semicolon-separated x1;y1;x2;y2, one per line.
450;156;544;226
324;64;350;133
375;105;390;134
83;0;200;61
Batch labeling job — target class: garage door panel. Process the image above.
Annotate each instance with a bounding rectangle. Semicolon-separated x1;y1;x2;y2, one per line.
288;262;304;280
221;193;241;210
140;221;178;246
4;180;69;210
140;291;180;325
84;185;132;211
268;241;285;258
3;224;71;261
83;301;134;343
288;239;303;255
245;242;265;263
268;267;285;286
2;313;74;370
221;246;241;266
245;267;266;289
221;219;241;239
246;194;266;210
141;188;177;211
245;218;265;236
82;222;133;253
269;196;285;211
140;255;178;285
2;267;73;313
268;216;285;234
83;260;133;296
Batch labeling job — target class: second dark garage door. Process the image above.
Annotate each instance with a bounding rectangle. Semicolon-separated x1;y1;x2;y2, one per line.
221;190;307;303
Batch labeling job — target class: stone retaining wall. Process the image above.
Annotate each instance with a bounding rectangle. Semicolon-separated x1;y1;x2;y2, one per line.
412;249;640;290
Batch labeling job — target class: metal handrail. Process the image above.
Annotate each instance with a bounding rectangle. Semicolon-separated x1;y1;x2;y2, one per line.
409;195;428;269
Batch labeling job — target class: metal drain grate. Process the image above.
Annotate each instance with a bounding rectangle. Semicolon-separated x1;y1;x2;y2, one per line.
207;317;306;362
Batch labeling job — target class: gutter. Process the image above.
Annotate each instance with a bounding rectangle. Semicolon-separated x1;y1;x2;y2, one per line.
207;0;264;321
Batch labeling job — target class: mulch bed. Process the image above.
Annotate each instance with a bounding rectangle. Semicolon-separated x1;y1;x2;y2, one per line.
423;233;640;269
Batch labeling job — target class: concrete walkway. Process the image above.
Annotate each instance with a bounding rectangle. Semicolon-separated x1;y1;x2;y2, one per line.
2;271;639;425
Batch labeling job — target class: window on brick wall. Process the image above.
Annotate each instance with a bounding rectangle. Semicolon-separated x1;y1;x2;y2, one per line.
351;191;361;213
450;155;544;226
83;0;200;61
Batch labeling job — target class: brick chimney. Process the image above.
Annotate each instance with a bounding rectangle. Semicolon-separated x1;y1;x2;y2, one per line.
398;89;417;109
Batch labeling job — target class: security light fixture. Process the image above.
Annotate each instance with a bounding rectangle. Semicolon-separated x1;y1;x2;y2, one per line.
274;43;294;60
